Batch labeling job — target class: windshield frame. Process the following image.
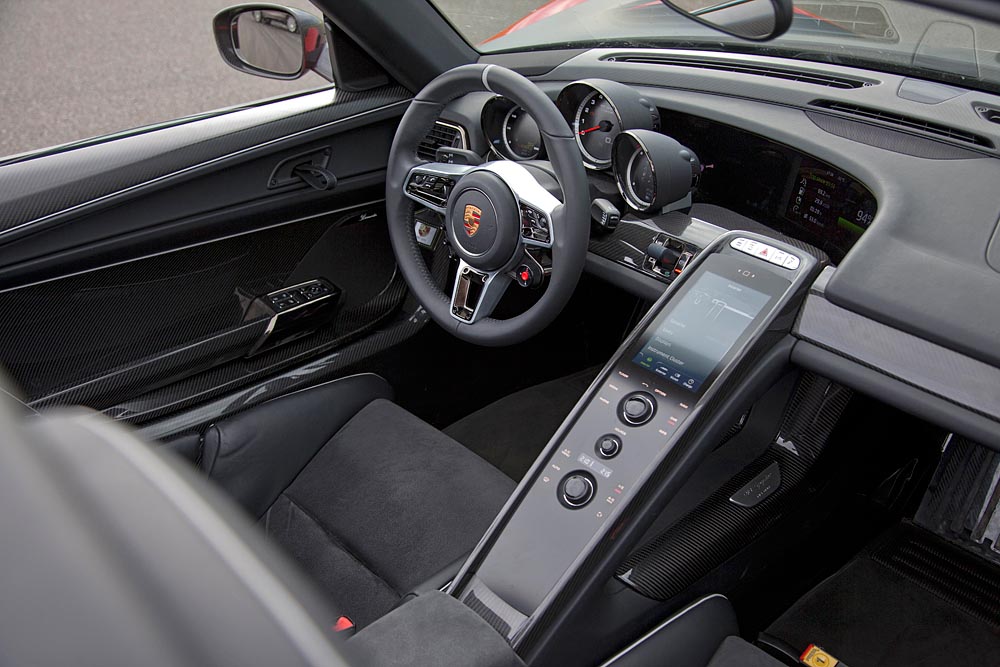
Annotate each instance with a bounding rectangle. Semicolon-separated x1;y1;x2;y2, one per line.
427;0;1000;96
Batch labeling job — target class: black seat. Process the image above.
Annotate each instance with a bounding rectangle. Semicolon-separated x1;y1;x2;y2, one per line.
199;374;515;628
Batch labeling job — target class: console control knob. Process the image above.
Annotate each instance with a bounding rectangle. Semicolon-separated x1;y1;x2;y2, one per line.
620;392;657;426
596;435;622;459
559;472;596;508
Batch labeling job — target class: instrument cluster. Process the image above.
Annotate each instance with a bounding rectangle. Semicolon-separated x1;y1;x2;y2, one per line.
481;79;660;170
478;79;877;262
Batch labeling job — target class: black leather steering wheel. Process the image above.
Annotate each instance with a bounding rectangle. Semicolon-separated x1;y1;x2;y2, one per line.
385;64;590;346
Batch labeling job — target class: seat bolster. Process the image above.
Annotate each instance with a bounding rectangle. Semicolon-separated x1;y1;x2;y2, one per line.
202;374;393;518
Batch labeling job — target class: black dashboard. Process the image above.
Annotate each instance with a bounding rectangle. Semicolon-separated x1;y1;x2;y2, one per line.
463;77;877;294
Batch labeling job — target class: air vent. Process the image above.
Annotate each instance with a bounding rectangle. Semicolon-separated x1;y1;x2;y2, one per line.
811;100;994;148
417;121;466;160
608;54;870;89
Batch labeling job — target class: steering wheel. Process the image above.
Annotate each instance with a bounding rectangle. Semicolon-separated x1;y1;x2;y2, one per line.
385;64;590;346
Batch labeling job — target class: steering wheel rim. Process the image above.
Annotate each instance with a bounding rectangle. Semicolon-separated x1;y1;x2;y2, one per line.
385;64;590;346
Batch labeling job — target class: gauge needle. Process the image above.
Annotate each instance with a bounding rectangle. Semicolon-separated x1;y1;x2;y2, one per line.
579;120;614;135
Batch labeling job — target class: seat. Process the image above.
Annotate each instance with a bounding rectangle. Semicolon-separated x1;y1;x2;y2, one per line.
0;387;524;667
199;373;515;628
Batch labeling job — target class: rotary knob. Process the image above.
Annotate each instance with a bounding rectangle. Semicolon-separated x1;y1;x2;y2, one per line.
619;391;657;426
596;434;622;459
559;472;596;508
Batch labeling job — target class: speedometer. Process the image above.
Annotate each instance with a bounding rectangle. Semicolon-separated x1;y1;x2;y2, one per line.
502;106;541;160
625;147;656;209
575;91;621;168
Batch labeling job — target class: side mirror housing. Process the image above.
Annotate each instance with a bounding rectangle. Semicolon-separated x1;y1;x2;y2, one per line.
659;0;794;41
213;3;333;82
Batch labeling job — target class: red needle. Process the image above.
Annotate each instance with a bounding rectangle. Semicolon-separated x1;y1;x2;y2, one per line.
578;125;601;136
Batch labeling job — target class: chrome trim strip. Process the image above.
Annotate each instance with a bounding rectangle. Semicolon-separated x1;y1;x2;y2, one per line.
434;119;469;150
598;594;731;666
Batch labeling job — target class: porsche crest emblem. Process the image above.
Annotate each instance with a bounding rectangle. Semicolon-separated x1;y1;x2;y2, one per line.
463;204;482;236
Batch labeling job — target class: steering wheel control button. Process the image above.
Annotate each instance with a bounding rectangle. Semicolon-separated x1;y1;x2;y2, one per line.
515;263;536;288
520;204;550;244
730;237;800;270
619;391;657;426
596;435;622;459
559;472;596;508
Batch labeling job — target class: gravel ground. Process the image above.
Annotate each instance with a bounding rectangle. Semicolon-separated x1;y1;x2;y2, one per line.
0;0;545;159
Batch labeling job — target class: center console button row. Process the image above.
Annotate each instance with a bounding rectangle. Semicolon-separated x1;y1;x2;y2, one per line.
619;391;657;426
730;237;800;270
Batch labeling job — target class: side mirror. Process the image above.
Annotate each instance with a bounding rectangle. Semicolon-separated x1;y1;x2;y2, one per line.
660;0;793;41
213;4;333;81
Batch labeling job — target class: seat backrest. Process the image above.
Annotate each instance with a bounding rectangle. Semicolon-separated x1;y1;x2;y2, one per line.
0;394;351;667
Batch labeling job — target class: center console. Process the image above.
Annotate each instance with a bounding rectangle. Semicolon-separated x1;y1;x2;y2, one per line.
450;231;821;659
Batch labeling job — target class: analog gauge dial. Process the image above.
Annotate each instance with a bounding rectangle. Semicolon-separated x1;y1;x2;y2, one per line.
502;106;542;160
626;147;656;209
575;90;621;168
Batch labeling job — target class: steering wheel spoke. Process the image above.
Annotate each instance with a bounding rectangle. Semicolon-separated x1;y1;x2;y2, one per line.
403;162;474;214
476;162;559;249
450;260;512;323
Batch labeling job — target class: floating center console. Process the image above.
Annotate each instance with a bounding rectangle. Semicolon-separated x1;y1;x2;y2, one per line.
452;232;820;650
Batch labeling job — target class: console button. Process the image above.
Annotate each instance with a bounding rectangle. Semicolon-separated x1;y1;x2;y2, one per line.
619;391;657;426
596;435;622;459
559;472;596;508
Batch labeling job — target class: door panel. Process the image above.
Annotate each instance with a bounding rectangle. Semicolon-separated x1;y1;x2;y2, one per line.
0;87;410;239
0;85;420;429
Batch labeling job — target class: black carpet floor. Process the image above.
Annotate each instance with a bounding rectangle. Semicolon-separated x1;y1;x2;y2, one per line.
444;366;600;481
764;523;1000;666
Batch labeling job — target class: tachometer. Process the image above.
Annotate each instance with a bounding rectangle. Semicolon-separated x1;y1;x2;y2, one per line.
575;91;621;168
556;80;659;170
502;106;542;160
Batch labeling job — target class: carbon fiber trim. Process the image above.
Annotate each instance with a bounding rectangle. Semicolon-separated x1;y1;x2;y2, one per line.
101;274;407;426
871;522;1000;625
4;218;328;402
617;373;852;600
2;203;405;424
915;436;1000;565
137;304;432;441
588;221;669;279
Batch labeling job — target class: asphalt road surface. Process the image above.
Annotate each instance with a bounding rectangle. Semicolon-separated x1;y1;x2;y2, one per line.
0;0;545;160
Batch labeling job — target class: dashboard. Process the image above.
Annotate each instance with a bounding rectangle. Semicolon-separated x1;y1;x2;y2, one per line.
424;47;1000;452
475;78;876;270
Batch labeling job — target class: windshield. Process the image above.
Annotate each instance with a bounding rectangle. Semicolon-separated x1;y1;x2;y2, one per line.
429;0;1000;94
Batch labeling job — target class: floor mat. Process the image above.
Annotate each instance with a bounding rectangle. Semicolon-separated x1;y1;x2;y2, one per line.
764;523;1000;666
444;366;600;481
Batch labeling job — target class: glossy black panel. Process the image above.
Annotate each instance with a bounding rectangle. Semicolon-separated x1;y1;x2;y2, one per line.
0;203;400;413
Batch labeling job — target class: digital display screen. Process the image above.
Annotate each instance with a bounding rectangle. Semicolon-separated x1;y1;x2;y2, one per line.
632;271;771;392
784;157;876;248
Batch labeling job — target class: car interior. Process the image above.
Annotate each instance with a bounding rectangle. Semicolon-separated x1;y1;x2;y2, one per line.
1;0;999;665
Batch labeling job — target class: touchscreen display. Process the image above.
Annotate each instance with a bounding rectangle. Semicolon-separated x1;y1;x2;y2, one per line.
632;271;771;392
